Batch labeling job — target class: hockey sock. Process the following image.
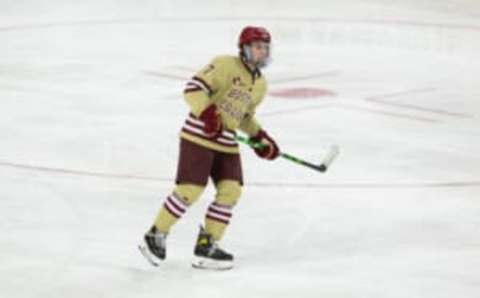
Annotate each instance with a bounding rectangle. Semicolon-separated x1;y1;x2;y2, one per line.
154;184;204;233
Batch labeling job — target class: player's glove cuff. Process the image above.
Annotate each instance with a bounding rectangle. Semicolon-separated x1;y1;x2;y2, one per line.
251;129;280;160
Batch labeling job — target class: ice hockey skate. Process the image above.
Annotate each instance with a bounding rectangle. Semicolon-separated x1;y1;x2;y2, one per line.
138;226;167;266
192;226;234;270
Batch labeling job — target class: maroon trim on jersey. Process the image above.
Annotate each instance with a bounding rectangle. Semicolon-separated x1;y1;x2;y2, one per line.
185;120;236;142
192;76;213;95
181;113;238;148
187;113;236;135
185;119;204;130
181;128;239;148
184;86;202;93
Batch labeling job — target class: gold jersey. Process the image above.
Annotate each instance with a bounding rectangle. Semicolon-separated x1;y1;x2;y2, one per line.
180;55;267;154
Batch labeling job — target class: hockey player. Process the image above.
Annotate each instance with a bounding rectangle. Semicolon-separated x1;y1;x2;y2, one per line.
139;26;280;270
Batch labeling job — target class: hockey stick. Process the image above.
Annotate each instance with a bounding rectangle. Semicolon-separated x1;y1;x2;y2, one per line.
236;135;340;173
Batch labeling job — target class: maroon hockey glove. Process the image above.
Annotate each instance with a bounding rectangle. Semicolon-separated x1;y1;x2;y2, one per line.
251;129;280;160
199;104;223;138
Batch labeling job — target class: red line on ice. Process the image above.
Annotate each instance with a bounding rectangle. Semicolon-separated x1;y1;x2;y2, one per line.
2;160;479;189
334;103;438;123
365;88;473;118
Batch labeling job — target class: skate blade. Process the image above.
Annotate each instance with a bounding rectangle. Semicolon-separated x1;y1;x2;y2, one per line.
138;244;161;267
191;256;234;271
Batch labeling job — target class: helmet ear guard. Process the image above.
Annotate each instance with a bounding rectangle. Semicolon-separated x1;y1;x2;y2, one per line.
240;45;251;60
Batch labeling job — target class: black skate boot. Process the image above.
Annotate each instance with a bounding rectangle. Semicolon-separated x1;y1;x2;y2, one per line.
138;226;167;266
192;226;234;270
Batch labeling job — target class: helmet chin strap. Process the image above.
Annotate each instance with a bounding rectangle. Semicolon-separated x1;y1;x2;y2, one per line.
242;45;271;69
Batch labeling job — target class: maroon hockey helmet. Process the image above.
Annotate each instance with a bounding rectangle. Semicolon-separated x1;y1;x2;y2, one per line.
238;26;271;48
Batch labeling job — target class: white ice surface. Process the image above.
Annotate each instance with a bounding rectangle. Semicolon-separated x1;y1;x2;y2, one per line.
1;1;480;298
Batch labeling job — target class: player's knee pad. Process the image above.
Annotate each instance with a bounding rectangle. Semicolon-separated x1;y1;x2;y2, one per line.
214;180;242;207
173;183;205;205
